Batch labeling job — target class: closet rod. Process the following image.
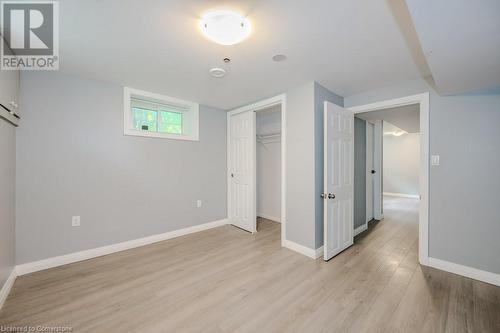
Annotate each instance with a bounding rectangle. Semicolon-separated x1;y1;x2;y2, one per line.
256;131;281;138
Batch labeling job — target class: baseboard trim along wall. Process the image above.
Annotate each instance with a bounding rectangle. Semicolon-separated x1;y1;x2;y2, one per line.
383;192;420;199
283;239;323;259
427;257;500;287
16;219;229;276
257;213;281;223
315;246;324;259
0;269;17;310
354;224;368;236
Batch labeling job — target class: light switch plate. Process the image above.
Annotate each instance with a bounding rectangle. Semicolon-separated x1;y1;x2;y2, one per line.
72;216;81;227
196;200;202;208
431;155;440;166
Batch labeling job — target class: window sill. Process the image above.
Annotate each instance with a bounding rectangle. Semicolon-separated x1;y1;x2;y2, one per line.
124;129;199;141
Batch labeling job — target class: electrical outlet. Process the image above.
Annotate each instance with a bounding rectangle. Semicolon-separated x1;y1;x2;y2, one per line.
196;200;202;208
72;216;81;227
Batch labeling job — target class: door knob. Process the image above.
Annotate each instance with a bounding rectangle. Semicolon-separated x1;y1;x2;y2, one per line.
320;193;327;199
371;170;376;174
328;193;335;199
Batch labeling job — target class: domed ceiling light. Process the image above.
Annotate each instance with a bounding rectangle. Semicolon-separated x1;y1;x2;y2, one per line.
199;10;251;46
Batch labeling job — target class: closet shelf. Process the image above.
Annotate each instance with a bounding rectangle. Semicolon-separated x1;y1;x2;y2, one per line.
256;131;281;139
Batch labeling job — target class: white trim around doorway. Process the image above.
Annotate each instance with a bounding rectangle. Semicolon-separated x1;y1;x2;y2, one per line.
227;94;287;248
348;92;430;265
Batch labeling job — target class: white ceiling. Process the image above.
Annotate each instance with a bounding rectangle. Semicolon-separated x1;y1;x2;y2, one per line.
406;0;500;95
383;121;405;135
57;0;425;110
355;104;420;133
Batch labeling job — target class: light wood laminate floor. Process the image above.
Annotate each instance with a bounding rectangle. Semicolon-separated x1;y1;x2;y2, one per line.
1;197;499;332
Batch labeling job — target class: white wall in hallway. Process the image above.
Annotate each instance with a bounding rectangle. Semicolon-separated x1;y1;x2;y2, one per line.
383;128;420;196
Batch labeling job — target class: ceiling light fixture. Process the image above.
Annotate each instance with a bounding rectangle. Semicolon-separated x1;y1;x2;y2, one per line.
199;10;251;46
384;130;407;137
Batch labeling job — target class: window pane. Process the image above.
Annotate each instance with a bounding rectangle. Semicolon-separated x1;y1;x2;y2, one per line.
132;107;157;132
158;111;182;134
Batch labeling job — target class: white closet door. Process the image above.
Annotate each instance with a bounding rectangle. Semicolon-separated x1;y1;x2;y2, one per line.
228;111;256;233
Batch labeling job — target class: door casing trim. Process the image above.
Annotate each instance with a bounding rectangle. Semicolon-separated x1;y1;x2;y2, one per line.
227;94;287;246
348;93;430;265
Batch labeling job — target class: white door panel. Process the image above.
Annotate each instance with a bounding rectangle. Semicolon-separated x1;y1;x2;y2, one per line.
324;102;354;260
229;111;256;233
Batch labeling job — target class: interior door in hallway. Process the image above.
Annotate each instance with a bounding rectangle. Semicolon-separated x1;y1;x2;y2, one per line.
324;102;354;260
228;111;256;233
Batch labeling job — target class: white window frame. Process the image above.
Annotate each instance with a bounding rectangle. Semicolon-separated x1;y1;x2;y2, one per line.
123;87;199;141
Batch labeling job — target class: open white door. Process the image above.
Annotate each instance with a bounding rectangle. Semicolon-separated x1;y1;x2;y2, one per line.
323;102;354;261
228;111;256;233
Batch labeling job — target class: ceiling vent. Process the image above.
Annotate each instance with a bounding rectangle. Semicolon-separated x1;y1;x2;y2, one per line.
209;67;226;78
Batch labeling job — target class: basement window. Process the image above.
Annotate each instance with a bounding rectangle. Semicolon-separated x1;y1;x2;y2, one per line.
124;87;199;141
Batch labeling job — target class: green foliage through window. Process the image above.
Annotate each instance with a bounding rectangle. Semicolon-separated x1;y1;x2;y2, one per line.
132;107;182;135
159;111;182;134
132;108;157;132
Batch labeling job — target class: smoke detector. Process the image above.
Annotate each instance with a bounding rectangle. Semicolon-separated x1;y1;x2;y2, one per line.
209;67;226;78
272;54;287;62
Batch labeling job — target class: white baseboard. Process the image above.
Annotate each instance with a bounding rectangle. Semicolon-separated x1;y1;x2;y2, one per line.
257;213;281;223
283;239;323;259
426;257;500;287
383;192;420;199
354;224;368;236
315;246;324;259
0;268;17;310
16;219;228;276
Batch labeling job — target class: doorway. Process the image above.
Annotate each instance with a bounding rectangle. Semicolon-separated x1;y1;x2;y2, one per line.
256;105;282;229
349;93;429;264
227;94;286;245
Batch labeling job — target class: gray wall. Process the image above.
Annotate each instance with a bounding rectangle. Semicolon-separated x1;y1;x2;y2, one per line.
16;72;227;264
345;78;500;275
354;117;366;229
0;118;16;289
285;81;344;250
285;82;316;249
313;82;344;249
383;131;420;195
